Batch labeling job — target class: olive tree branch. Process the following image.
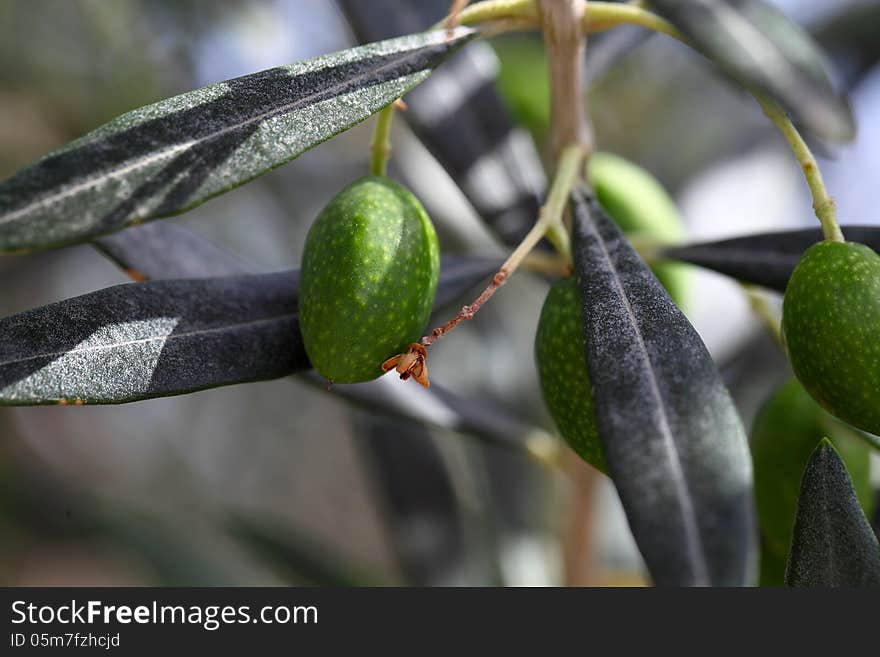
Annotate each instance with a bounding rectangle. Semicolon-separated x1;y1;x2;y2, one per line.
540;0;593;160
452;0;845;242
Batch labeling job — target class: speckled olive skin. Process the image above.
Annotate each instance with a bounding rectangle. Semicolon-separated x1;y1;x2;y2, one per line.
535;276;607;472
589;152;689;308
782;241;880;435
750;378;873;586
299;176;439;383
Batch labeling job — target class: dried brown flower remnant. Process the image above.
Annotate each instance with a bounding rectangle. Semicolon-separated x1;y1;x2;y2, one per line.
382;343;430;387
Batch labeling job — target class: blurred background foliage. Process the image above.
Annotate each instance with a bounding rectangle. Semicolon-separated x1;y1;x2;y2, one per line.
1;0;878;586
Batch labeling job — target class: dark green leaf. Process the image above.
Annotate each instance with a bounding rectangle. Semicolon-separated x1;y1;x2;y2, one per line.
650;0;854;141
0;271;305;405
356;414;467;586
0;256;499;405
571;189;755;586
785;440;880;587
94;223;254;280
663;225;880;292
0;29;475;253
751;379;874;587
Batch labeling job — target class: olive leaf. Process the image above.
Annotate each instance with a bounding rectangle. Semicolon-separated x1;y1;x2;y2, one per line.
94;222;254;281
662;225;880;292
0;28;475;254
356;414;469;586
0;256;500;406
751;379;875;586
337;0;546;246
649;0;854;141
785;440;880;587
0;271;305;406
571;189;755;586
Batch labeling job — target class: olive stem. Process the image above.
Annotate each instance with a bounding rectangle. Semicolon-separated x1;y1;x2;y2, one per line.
756;97;844;243
539;0;593;160
454;1;845;242
522;250;572;276
450;0;674;35
742;284;784;348
369;102;397;177
434;0;539;29
562;451;601;586
581;1;682;38
420;143;586;347
444;0;473;31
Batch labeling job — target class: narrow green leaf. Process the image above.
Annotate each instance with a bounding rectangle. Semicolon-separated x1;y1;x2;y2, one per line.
751;379;874;586
663;225;880;292
94;223;254;280
0;28;475;253
0;272;305;406
0;256;499;406
785;440;880;587
650;0;854;141
571;189;755;586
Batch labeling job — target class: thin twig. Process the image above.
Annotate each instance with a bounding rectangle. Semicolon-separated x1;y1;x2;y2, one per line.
742;284;783;349
522;251;572;276
369;103;397;177
562;451;601;586
756;96;844;242
442;0;539;29
582;1;683;40
419;143;586;347
445;0;473;32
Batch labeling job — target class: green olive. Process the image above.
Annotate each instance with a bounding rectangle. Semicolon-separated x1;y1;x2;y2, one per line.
299;176;439;383
782;241;880;435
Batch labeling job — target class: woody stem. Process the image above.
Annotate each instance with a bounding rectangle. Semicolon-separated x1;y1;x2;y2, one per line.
539;0;592;161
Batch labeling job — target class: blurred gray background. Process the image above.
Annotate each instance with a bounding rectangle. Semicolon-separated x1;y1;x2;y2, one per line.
1;0;878;586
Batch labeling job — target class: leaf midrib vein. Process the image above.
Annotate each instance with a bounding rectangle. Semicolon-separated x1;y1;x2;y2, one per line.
592;222;710;584
0;314;295;370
